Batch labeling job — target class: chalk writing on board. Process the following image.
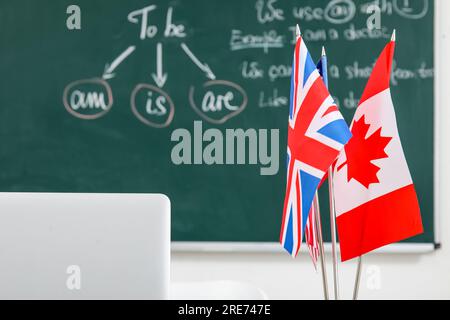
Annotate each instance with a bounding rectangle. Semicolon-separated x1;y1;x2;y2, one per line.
259;89;288;108
62;0;433;127
241;62;291;82
63;78;113;120
127;5;186;40
255;0;285;24
325;0;357;24
189;80;248;125
393;0;429;19
292;0;356;24
292;0;429;24
241;61;264;80
344;24;391;41
344;61;375;80
268;64;292;82
180;43;216;80
164;7;186;38
230;29;284;53
102;46;136;80
360;0;393;15
342;91;359;109
417;62;434;79
131;84;175;128
336;60;434;82
287;25;392;43
128;5;157;39
152;42;168;88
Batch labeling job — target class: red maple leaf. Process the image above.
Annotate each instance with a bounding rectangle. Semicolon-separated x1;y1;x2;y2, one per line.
337;115;392;188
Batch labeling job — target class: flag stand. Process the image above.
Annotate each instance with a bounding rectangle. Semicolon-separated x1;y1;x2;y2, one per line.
353;256;363;300
321;46;340;300
313;193;329;300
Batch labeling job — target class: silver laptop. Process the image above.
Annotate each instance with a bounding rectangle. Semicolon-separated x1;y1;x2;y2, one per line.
0;193;170;300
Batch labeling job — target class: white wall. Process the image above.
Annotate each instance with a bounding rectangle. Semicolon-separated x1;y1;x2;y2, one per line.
171;0;450;300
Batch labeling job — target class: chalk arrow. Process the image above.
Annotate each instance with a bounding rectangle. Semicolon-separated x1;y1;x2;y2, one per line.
180;43;216;80
103;46;136;80
151;43;168;88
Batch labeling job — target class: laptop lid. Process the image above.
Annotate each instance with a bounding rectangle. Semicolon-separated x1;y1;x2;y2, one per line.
0;193;170;300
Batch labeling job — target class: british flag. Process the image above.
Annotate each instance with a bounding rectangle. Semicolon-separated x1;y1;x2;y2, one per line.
280;34;352;257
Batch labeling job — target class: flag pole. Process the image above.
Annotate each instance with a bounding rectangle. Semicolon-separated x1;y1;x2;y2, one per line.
353;256;362;300
321;46;340;300
328;172;340;300
313;193;329;300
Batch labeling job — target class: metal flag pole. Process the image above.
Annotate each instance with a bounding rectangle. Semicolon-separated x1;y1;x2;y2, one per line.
313;193;329;300
353;256;362;300
320;46;340;300
328;173;340;300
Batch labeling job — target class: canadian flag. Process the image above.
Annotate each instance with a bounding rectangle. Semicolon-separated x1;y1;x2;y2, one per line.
333;32;423;262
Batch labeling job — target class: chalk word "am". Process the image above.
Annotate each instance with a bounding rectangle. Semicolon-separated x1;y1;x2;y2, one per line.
63;78;113;120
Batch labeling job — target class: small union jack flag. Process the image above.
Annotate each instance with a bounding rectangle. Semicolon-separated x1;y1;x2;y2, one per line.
280;32;351;257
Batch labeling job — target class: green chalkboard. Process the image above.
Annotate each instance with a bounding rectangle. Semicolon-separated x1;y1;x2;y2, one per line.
0;0;435;246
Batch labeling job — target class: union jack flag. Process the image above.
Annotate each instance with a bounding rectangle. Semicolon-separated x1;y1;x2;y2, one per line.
280;34;352;257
